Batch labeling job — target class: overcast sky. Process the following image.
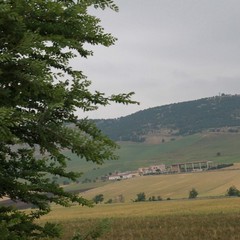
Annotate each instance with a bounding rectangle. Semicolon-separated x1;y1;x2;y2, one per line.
74;0;240;119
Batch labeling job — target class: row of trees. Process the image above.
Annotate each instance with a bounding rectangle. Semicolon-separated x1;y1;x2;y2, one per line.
188;186;240;199
189;186;240;199
133;190;197;202
127;186;240;203
93;186;240;205
134;192;165;202
92;194;125;204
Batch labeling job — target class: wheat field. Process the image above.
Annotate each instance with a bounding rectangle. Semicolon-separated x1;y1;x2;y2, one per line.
38;168;240;239
79;167;240;202
41;198;240;240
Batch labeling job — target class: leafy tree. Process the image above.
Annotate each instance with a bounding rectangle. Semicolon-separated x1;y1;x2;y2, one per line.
92;194;104;204
149;196;156;201
0;0;136;239
151;196;156;201
149;195;162;201
189;188;198;199
227;186;240;197
135;192;146;202
157;195;162;201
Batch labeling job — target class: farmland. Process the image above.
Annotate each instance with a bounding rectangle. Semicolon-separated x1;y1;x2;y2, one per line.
41;198;240;240
64;132;240;187
39;166;240;240
66;165;240;201
40;132;240;239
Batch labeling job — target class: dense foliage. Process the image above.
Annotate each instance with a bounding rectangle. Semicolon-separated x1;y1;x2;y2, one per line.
189;188;198;199
92;194;104;204
226;186;240;197
134;192;146;202
0;0;136;239
95;94;240;141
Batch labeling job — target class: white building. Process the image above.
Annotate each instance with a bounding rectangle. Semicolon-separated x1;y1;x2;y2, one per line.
138;164;166;175
108;171;140;181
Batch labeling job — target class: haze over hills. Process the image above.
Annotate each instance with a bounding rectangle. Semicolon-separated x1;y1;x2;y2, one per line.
95;94;240;142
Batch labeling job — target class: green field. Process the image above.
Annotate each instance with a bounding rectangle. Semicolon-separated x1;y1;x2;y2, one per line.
64;132;240;189
41;198;240;240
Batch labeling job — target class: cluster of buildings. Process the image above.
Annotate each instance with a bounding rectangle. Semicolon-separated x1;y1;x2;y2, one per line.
107;160;213;181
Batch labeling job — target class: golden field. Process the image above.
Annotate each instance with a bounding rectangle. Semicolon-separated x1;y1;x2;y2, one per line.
41;198;240;240
79;167;240;202
38;168;240;239
43;198;240;221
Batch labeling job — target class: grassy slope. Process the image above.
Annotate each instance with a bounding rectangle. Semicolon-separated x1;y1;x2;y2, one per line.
116;133;240;165
65;132;240;184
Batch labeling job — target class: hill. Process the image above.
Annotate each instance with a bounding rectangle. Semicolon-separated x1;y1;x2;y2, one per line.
61;94;240;188
63;132;240;186
95;94;240;142
81;167;240;202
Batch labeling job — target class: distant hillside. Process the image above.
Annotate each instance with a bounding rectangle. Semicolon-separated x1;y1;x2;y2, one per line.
81;168;240;201
64;132;240;185
95;94;240;142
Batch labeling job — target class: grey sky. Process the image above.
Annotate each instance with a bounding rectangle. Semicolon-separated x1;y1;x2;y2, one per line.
74;0;240;119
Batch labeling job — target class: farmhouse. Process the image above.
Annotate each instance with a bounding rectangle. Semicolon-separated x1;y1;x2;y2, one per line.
138;164;166;175
170;161;213;173
108;174;121;181
108;171;140;181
